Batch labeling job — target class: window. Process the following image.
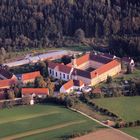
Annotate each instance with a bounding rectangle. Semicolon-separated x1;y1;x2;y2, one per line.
63;74;65;78
67;75;69;79
52;71;54;75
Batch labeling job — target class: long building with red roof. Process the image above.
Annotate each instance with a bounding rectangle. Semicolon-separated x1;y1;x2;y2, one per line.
48;52;121;86
22;88;49;98
22;71;41;84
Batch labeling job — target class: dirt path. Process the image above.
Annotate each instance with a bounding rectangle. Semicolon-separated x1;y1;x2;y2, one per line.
1;120;87;140
73;128;136;140
0;111;59;124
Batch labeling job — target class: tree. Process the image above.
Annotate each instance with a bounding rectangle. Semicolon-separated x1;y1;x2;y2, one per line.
106;76;113;84
36;61;48;77
46;78;54;96
7;89;15;99
1;47;6;56
126;64;132;74
65;96;74;108
13;87;21;98
34;76;47;88
61;56;71;65
74;28;85;42
0;55;4;64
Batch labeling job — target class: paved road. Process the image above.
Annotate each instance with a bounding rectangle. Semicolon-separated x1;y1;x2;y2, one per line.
4;50;72;68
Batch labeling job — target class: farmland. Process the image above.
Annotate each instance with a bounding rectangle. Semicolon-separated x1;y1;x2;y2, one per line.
93;96;140;139
0;104;104;140
93;96;140;122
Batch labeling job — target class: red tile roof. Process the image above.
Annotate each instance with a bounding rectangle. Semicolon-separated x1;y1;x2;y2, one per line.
75;54;90;66
63;80;84;91
22;88;49;95
58;64;72;74
48;61;57;69
0;78;17;89
91;60;120;78
92;88;101;94
48;62;72;74
22;71;41;81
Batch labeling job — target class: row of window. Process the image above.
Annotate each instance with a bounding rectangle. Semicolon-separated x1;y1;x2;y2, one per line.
49;69;69;79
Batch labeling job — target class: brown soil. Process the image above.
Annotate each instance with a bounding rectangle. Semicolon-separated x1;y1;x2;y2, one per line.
73;128;136;140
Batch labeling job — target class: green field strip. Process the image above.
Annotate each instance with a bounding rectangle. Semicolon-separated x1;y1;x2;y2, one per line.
0;111;59;125
1;120;87;140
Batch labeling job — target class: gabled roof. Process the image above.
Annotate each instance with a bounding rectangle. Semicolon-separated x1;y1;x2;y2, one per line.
22;88;49;95
89;54;111;64
48;61;72;74
0;67;13;79
58;64;72;74
72;68;91;79
48;61;57;69
71;53;112;67
91;59;120;78
22;71;41;81
63;80;84;91
72;59;120;79
75;54;90;66
0;78;17;89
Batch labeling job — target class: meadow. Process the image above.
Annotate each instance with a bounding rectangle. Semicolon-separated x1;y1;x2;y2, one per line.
93;96;140;122
0;104;103;140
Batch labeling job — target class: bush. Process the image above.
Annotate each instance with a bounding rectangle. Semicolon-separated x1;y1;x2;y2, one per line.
106;76;113;84
114;122;120;128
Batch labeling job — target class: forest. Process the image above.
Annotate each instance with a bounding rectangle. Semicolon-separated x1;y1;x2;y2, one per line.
0;0;140;61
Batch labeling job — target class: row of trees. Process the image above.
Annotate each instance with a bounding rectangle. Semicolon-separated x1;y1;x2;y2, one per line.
79;93;119;120
114;120;140;128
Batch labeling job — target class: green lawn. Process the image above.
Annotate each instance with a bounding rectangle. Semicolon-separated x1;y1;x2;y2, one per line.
93;96;140;122
121;127;140;140
0;104;104;140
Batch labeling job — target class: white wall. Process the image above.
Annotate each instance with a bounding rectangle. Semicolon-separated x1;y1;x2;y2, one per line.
48;68;70;81
60;84;85;94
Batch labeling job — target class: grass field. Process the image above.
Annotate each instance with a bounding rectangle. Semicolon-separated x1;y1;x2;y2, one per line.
121;127;140;140
93;96;140;139
0;104;104;140
93;96;140;122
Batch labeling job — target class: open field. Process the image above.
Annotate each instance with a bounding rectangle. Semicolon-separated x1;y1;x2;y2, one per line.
121;127;140;140
73;128;136;140
0;104;104;140
93;96;140;122
93;96;140;139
